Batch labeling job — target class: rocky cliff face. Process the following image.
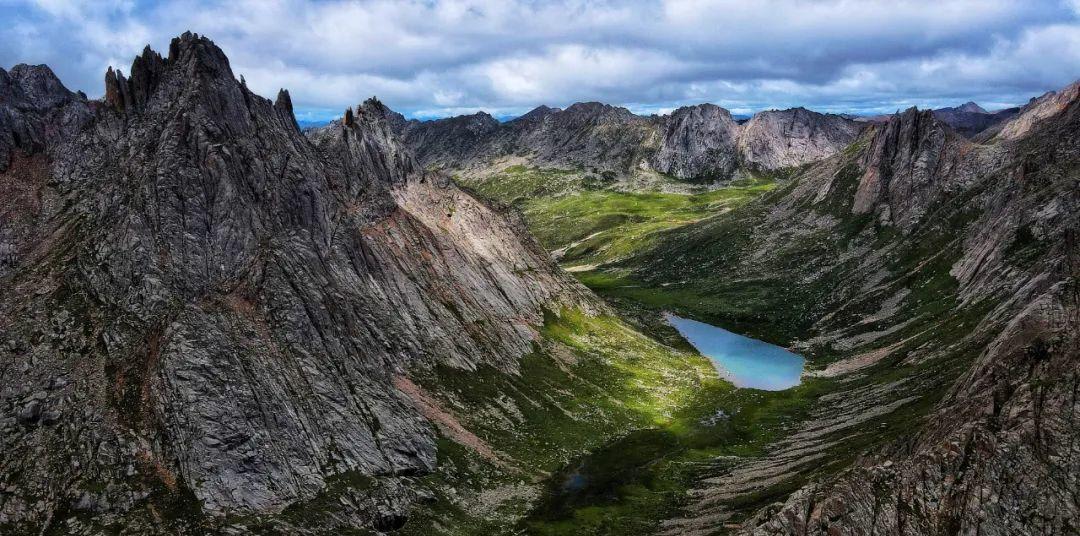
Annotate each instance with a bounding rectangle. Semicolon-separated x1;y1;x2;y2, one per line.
0;32;593;534
399;102;861;182
851;106;989;227
0;64;93;274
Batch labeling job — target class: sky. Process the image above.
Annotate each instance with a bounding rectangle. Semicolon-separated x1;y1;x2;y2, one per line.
3;0;1080;123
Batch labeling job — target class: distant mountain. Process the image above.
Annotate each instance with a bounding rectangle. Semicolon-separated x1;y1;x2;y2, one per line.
854;101;1021;138
393;101;864;182
295;118;330;129
931;101;1020;137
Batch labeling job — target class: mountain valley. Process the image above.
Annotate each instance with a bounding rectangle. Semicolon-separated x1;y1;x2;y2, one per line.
0;32;1076;536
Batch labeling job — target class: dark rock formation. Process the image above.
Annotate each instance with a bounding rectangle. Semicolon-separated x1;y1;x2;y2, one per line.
0;63;91;274
852;107;978;227
0;32;592;534
0;64;90;171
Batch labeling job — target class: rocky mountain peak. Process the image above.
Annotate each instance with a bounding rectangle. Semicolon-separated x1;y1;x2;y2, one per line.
955;101;988;114
668;103;734;120
0;63;89;172
273;88;299;131
355;96;409;132
104;32;242;114
650;103;741;180
561;101;637;124
359;96;388;114
165;31;232;76
452;111;500;133
4;64;74;109
851;106;970;226
927;100;1020;138
738;106;863;170
511;104;559;124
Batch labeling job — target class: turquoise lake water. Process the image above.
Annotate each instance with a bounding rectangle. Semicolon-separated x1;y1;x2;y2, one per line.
666;313;805;390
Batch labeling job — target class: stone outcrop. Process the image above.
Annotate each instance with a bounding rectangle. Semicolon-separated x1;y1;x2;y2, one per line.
852;107;981;227
0;32;593;534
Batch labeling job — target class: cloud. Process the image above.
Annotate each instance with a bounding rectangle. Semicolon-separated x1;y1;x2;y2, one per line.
1;0;1078;119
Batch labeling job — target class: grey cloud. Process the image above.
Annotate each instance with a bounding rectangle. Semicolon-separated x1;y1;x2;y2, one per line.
1;0;1078;119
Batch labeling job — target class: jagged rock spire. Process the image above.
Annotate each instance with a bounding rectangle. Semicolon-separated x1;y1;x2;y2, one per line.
275;88;299;131
103;32;239;114
104;66;125;111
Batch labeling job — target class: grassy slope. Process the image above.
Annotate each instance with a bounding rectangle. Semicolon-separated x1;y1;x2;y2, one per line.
396;310;852;536
458;165;775;269
399;310;724;535
442;154;1005;534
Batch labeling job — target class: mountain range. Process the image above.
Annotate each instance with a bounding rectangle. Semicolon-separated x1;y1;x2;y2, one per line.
376;99;1023;184
1;32;1076;536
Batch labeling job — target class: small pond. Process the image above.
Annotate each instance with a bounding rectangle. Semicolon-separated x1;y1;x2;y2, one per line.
665;313;804;390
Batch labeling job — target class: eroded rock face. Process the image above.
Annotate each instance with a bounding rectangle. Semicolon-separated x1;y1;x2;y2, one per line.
649;104;741;180
852;107;985;227
737;107;863;171
0;32;592;533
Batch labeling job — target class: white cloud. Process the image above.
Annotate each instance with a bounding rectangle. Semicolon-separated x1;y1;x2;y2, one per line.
1;0;1078;118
